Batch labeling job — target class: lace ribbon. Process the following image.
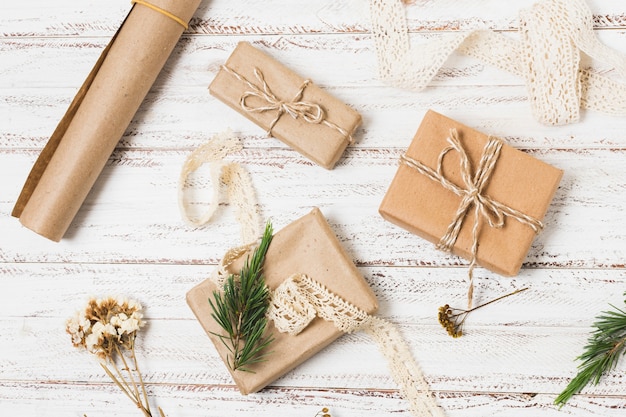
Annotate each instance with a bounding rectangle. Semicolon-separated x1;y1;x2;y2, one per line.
210;245;445;416
370;0;626;125
268;274;446;417
399;129;543;307
178;130;260;245
221;65;353;142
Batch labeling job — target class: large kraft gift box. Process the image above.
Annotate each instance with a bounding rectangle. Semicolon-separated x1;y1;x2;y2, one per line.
379;110;563;277
186;207;378;394
209;42;361;169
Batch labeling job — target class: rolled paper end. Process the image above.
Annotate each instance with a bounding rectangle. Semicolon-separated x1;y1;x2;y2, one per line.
13;0;202;241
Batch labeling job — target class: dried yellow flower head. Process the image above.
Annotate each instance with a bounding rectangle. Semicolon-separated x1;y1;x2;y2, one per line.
315;407;331;417
437;304;463;338
437;288;529;338
66;296;144;361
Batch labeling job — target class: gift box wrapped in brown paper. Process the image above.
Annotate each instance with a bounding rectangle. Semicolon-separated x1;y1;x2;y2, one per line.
186;207;378;394
12;0;202;241
379;110;563;277
209;42;361;169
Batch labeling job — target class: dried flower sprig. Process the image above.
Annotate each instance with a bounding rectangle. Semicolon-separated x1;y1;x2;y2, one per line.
315;408;331;417
555;292;626;407
209;220;274;372
438;287;529;338
66;296;164;417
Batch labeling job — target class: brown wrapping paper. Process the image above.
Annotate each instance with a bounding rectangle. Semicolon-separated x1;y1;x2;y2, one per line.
379;110;563;276
209;42;362;169
186;207;378;394
12;0;202;241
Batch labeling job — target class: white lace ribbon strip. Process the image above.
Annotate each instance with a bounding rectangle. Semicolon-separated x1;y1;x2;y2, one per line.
268;274;446;417
370;0;626;125
178;130;260;244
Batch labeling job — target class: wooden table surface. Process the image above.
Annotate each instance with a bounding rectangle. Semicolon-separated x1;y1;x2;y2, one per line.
1;0;625;416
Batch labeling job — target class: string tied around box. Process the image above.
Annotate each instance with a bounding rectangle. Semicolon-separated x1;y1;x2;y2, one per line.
400;128;543;308
131;0;189;30
221;65;353;143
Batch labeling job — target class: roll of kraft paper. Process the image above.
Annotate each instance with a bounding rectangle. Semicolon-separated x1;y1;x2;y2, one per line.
12;0;202;241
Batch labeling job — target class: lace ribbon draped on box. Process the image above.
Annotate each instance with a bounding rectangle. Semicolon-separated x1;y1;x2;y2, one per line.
370;0;626;125
212;249;446;417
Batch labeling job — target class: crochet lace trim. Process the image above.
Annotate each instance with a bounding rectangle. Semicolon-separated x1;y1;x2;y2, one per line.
370;0;626;125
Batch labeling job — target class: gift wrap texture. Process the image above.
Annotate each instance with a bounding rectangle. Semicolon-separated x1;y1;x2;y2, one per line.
209;42;362;169
379;110;563;276
186;208;379;394
12;0;202;242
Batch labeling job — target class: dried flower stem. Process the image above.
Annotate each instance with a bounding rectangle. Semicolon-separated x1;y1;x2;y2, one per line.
67;296;163;417
439;287;529;337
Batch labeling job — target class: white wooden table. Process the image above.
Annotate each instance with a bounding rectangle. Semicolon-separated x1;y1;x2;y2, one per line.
1;1;625;416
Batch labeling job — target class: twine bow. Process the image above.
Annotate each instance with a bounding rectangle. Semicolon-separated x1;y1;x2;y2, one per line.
221;65;352;141
400;129;543;307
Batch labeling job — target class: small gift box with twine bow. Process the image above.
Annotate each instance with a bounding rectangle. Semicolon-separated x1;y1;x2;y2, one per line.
380;110;563;301
209;42;361;169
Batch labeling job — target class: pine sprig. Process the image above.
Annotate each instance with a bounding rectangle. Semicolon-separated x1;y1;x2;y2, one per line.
209;221;274;372
555;292;626;407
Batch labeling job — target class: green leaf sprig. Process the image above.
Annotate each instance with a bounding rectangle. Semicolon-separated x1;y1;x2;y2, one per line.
555;292;626;407
209;221;274;372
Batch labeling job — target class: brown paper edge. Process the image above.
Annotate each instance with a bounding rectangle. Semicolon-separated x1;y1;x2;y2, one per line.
11;10;132;219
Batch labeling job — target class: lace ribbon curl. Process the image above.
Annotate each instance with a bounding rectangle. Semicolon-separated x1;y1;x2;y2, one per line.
399;129;543;307
178;130;260;245
370;0;626;125
221;65;353;142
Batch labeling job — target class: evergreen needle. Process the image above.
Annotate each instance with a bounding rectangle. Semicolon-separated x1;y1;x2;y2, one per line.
209;221;274;372
555;292;626;407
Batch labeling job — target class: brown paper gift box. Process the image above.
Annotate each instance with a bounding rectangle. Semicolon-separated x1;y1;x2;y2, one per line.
379;110;563;277
12;0;202;241
209;42;361;170
186;207;378;394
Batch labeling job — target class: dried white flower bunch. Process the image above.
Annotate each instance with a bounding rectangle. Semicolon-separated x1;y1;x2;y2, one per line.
67;296;144;360
66;296;164;417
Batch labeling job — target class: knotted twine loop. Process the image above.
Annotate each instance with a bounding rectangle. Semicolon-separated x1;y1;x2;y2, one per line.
131;0;189;30
220;65;353;142
400;129;543;308
178;130;260;246
369;0;626;125
267;274;446;417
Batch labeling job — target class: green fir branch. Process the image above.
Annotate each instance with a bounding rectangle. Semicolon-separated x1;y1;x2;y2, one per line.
209;221;274;372
555;292;626;407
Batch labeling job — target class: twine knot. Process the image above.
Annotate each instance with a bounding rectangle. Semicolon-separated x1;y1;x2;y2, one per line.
400;128;544;307
221;65;353;142
239;68;324;134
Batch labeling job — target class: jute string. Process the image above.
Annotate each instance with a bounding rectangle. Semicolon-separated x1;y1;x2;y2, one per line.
131;0;189;30
178;130;260;245
399;129;543;308
220;65;353;142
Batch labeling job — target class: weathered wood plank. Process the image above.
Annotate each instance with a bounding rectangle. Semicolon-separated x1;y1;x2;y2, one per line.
0;263;624;397
1;147;625;268
2;314;626;397
0;381;623;417
2;0;626;38
3;30;626;91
